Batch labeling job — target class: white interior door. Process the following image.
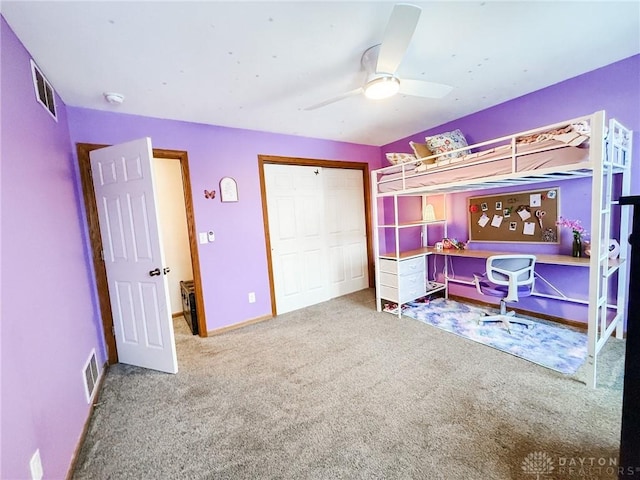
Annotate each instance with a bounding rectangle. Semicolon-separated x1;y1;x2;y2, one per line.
90;137;178;374
265;164;330;314
324;168;369;297
265;164;368;315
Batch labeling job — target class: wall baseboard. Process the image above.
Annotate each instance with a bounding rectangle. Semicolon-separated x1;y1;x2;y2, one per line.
208;314;273;336
65;362;108;480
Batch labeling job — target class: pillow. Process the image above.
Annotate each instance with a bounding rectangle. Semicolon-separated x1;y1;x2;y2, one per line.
425;129;470;159
516;133;542;144
385;152;417;165
409;141;436;163
516;124;589;147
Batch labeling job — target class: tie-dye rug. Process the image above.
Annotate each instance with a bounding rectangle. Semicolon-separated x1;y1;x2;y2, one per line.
401;298;587;374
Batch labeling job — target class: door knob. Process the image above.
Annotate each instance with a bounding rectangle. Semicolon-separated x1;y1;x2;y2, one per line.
163;267;171;275
149;268;161;277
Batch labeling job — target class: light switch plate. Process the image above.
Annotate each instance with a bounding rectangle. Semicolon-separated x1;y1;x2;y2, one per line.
199;232;208;244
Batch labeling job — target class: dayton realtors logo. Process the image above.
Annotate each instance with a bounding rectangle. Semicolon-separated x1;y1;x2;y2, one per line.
522;451;555;479
522;451;621;479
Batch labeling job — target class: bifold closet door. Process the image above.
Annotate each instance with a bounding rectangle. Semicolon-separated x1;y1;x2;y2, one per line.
264;164;368;315
323;167;368;298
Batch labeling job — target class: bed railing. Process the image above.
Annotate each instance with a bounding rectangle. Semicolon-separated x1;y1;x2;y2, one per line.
374;111;608;197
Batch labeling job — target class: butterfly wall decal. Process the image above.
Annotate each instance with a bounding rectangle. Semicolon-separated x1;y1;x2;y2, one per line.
204;189;216;199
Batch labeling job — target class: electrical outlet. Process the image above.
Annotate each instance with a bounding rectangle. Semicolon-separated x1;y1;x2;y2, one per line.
30;449;43;480
248;292;256;303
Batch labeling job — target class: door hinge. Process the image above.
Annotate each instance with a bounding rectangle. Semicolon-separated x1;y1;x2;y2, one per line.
100;249;105;261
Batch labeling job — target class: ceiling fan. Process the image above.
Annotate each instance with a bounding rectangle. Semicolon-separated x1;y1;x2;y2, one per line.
305;4;453;111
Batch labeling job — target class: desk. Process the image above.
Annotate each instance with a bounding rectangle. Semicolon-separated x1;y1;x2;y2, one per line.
380;246;622;268
379;247;623;306
381;247;590;266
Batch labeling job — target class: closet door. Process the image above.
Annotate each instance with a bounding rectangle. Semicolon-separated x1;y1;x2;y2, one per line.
265;164;330;314
264;164;369;315
324;168;369;297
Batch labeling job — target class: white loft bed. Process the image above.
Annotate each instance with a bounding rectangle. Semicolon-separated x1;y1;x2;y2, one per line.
371;110;633;388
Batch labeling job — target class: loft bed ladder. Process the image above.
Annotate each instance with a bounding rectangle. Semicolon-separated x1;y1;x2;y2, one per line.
585;113;633;388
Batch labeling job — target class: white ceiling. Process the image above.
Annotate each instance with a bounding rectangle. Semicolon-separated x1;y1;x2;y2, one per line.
2;1;639;146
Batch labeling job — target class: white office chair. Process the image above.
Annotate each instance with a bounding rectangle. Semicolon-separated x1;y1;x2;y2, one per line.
473;254;536;333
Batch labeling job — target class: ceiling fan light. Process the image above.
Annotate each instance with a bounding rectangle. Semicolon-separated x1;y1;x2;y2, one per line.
364;76;400;100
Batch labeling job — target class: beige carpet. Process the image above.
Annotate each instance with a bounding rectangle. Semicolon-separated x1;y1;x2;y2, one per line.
72;289;625;479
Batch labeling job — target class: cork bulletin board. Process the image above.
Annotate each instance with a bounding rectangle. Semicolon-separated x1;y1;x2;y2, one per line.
468;187;560;243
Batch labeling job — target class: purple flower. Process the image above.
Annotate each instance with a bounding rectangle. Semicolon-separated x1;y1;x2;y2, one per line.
556;217;587;237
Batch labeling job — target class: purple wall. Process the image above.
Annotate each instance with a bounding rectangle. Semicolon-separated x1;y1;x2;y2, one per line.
65;110;380;332
382;55;640;323
1;18;106;480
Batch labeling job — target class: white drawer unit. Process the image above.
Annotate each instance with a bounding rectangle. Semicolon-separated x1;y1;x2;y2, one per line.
379;256;424;275
378;256;426;304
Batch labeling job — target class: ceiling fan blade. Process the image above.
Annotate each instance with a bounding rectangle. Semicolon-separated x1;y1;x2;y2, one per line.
376;4;421;75
304;88;363;111
399;79;453;99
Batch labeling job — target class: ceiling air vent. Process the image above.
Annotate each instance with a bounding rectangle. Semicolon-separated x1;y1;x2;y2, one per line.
30;59;57;121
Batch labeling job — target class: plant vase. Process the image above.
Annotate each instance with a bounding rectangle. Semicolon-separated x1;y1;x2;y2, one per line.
572;234;582;258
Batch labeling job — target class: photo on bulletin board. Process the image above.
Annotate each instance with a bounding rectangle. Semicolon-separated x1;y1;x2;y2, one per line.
467;187;560;243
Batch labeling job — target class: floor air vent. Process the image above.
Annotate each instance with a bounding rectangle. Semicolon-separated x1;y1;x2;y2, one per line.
83;350;100;403
30;59;57;121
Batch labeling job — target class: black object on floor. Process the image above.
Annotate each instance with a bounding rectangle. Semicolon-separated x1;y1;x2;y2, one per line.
619;195;640;476
180;280;198;335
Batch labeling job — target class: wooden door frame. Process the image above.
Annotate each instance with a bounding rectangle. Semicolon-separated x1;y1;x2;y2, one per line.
258;155;374;317
77;143;207;365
